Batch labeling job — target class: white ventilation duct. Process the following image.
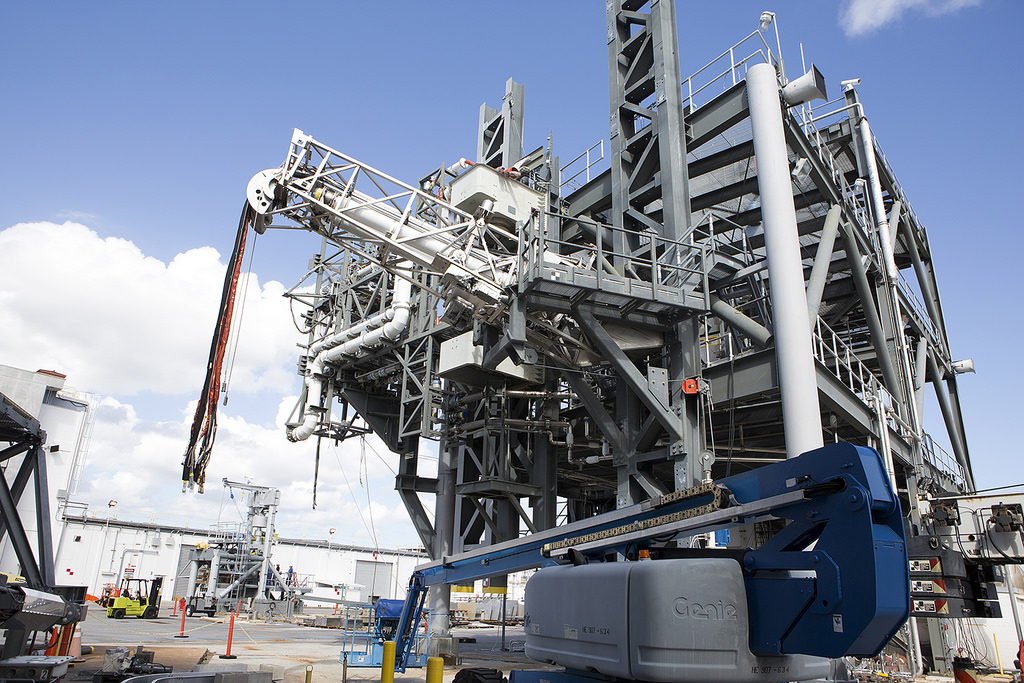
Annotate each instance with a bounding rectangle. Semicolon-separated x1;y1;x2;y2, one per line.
288;267;414;442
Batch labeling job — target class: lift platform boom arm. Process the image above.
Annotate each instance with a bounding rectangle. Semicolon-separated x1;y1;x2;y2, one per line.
388;442;909;675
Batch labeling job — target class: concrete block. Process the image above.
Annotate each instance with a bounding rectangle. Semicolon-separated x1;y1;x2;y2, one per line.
193;661;250;672
258;663;285;681
214;673;272;683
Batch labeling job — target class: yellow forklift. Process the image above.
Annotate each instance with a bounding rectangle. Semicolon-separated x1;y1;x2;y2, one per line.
105;577;163;619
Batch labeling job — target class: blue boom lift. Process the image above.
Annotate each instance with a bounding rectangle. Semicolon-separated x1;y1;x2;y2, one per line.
376;442;909;682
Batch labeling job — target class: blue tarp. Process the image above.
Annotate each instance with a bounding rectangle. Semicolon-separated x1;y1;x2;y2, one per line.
375;598;405;620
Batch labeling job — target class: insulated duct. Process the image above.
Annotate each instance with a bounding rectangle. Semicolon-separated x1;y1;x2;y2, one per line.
288;267;413;442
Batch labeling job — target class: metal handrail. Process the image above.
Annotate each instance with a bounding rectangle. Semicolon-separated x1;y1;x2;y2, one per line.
559;139;606;193
681;29;776;112
811;316;914;442
921;431;965;487
894;271;943;348
523;211;709;289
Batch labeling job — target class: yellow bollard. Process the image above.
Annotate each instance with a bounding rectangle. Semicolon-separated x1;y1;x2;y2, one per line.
381;641;396;683
426;656;444;683
305;664;313;683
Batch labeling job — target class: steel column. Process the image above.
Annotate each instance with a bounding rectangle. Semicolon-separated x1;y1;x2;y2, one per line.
0;459;43;586
746;62;823;458
32;445;55;586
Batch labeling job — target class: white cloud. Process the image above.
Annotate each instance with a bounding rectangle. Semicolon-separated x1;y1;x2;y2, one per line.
76;394;420;548
840;0;981;36
0;220;425;550
0;221;295;397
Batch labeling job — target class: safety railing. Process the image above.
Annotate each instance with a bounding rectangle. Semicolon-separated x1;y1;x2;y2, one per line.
791;102;875;236
518;210;711;303
690;210;762;266
681;29;777;112
894;271;944;353
208;522;247;544
921;432;966;489
559;139;606;194
871;135;926;245
811;316;915;442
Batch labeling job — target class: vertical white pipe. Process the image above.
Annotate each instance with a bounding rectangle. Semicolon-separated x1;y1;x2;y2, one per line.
909;617;925;676
747;63;824;458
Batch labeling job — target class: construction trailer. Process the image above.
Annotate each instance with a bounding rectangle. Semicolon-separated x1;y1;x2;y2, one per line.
219;1;1007;677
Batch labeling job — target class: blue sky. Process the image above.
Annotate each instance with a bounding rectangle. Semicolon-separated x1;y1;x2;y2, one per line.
1;1;1021;545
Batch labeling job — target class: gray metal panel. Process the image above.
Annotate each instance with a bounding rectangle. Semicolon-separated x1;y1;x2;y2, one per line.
354;559;393;600
172;544;195;599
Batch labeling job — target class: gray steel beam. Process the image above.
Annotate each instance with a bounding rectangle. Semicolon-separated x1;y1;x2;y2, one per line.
888;201;902;253
902;218;949;352
0;441;31;463
0;458;43;587
686;81;748;149
0;450;37;550
576;308;684;442
914;336;928;427
563;372;626;455
688;140;755;178
32;445;55;586
943;375;976;491
563;140;755;221
397;487;435;554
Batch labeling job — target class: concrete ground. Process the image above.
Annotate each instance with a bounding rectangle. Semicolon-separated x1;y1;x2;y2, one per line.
70;606;542;682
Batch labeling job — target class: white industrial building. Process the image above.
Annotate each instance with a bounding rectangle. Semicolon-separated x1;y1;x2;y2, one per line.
0;364;511;613
53;511;425;605
0;365;95;580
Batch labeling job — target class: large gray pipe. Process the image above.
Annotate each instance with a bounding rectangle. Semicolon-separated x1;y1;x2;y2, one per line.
902;220;948;342
747;63;823;458
710;295;772;348
839;226;903;396
805;205;842;328
429;446;457;639
925;353;973;490
913;336;928;427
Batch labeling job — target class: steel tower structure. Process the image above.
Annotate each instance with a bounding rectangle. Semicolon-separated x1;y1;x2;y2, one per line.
245;1;974;670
